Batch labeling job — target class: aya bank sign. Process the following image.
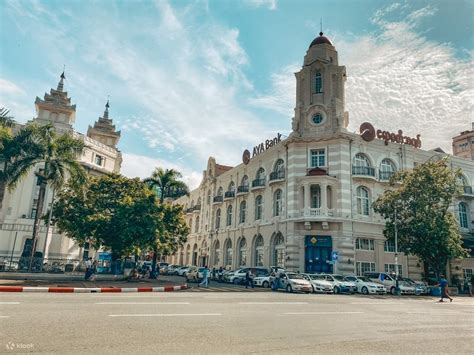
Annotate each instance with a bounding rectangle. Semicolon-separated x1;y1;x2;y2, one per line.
359;122;421;148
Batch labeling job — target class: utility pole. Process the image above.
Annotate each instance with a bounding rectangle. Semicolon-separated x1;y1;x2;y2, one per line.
394;206;400;296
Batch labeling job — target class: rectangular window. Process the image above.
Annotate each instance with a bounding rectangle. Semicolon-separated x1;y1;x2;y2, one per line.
463;268;473;280
95;155;104;166
384;240;396;253
356;238;374;251
384;264;403;276
356;262;376;276
310;149;326;168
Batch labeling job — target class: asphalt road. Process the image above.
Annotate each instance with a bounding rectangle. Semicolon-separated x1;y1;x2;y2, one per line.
1;289;473;354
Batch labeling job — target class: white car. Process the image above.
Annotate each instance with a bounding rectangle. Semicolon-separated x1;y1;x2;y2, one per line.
176;266;191;276
364;272;416;295
321;274;357;294
275;272;313;293
185;267;206;282
301;274;334;293
344;275;387;295
253;275;271;288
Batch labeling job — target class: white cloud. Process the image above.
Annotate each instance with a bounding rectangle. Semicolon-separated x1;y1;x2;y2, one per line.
251;5;473;153
121;152;202;190
244;0;277;11
0;78;34;123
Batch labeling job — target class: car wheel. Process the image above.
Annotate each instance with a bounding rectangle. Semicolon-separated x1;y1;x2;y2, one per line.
233;279;240;285
390;287;396;295
334;286;340;294
262;281;269;288
286;285;293;293
362;287;369;295
312;285;316;293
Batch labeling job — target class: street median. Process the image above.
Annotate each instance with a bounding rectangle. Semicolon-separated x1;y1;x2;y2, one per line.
0;284;188;293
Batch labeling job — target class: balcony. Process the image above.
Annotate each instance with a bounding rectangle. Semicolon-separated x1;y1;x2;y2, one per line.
463;186;473;196
379;171;395;181
236;185;249;195
300;208;335;218
193;205;201;213
224;191;235;200
352;166;376;179
185;207;194;214
269;170;285;183
213;196;223;204
251;178;266;190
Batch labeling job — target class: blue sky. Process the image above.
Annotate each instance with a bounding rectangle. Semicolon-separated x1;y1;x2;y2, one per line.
1;0;472;188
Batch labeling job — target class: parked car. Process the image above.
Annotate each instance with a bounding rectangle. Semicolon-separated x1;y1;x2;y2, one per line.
320;274;356;294
225;267;269;285
253;275;272;288
344;275;387;295
186;267;206;282
301;274;334;293
176;266;192;276
164;265;179;275
275;272;313;293
364;272;416;295
399;277;430;295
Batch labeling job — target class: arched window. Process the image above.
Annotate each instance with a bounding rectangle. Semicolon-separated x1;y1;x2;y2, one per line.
241;175;249;187
273;233;285;268
239;238;247;266
380;159;396;180
196;197;201;207
189;219;193;233
217;187;223;196
239;201;246;224
459;203;468;228
273;189;282;216
354;153;370;167
315;72;322;93
215;209;221;230
356;186;370;216
255;195;263;220
274;159;284;173
254;235;264;266
186;244;191;265
311;185;321;209
353;153;373;176
195;216;199;233
256;167;265;180
213;240;220;266
224;239;233;267
226;205;233;226
228;181;235;192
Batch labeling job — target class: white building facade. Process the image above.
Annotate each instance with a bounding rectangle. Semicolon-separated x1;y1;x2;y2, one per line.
170;33;474;282
0;73;122;263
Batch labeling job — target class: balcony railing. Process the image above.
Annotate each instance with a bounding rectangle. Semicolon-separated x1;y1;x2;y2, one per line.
185;208;194;214
252;178;266;188
301;208;335;217
193;204;201;211
237;185;249;194
224;191;235;199
213;196;223;203
352;166;376;177
379;171;394;181
269;170;285;181
463;186;473;195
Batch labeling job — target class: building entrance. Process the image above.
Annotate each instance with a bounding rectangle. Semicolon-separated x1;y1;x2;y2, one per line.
304;236;333;273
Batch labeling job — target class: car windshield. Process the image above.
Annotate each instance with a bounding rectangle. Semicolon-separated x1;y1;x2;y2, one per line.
333;275;345;281
287;274;305;280
309;275;325;280
358;277;372;283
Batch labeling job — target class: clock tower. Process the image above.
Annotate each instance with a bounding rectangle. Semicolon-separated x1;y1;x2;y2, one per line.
291;32;349;138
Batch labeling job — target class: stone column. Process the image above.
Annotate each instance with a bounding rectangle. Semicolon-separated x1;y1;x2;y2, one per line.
321;183;328;215
304;183;310;215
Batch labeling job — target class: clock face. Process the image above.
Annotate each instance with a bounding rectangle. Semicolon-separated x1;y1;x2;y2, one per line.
242;149;251;165
312;113;323;124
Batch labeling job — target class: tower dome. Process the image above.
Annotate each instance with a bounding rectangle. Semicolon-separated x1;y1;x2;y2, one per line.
309;32;333;48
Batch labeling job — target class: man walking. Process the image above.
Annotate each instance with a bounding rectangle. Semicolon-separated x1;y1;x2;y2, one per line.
84;257;92;281
198;265;209;288
245;269;254;289
438;274;453;302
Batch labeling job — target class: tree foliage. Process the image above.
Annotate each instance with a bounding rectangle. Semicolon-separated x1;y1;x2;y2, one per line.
52;174;189;261
373;157;470;278
144;167;189;203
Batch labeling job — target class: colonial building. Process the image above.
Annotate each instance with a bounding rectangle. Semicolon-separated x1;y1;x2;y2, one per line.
0;72;122;262
169;32;474;282
453;123;474;161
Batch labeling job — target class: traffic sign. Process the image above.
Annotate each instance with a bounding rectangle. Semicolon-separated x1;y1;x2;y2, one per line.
331;251;339;261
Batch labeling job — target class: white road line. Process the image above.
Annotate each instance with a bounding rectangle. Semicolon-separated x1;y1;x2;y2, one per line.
0;316;10;318
109;313;222;317
0;302;19;305
406;312;463;315
204;296;270;299
284;311;363;315
350;302;405;305
95;302;190;305
239;302;308;305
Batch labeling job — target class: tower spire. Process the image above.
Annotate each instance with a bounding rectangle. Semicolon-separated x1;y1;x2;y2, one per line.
320;18;323;36
104;97;110;119
57;65;66;91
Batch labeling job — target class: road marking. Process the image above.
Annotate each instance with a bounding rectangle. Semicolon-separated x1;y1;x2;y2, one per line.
239;302;308;305
284;311;363;315
0;302;19;305
0;316;10;318
204;295;270;299
350;302;405;305
95;302;190;305
406;311;463;315
109;313;222;317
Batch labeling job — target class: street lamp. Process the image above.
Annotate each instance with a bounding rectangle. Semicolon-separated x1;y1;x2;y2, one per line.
394;206;400;296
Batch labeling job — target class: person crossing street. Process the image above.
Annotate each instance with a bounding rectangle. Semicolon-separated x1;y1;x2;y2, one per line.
198;265;209;288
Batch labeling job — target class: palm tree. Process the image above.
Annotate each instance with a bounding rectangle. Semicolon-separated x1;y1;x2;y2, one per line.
144;167;189;203
6;124;86;270
0;107;14;128
143;168;188;276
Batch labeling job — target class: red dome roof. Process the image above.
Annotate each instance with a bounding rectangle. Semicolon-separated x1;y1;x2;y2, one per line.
309;32;332;48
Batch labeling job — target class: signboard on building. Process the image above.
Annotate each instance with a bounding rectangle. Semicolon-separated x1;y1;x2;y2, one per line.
242;133;282;164
359;122;421;148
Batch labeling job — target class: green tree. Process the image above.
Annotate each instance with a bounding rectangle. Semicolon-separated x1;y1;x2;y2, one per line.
52;174;162;262
0;107;14;128
6;124;86;266
373;158;469;280
144;167;189;203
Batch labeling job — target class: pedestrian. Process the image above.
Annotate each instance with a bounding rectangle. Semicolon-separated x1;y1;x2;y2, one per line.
198;265;209;288
84;257;92;281
218;266;224;283
245;269;252;289
437;274;453;302
249;269;255;289
212;267;217;281
89;260;98;281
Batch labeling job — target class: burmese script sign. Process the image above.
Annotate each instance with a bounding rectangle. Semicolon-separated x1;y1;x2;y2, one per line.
242;133;282;165
359;122;421;148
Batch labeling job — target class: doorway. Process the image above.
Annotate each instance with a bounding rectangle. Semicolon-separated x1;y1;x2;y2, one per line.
304;236;333;273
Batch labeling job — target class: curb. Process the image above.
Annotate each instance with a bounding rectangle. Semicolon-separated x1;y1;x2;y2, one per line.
0;284;188;293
